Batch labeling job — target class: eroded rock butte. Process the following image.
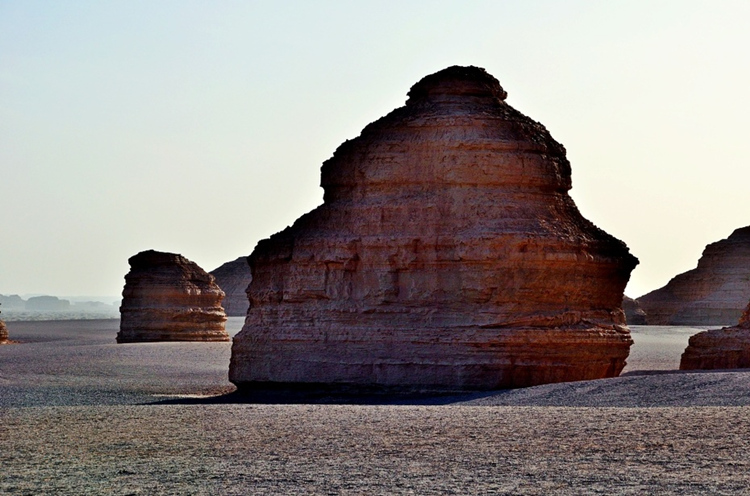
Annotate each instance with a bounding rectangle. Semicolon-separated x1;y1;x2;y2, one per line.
230;66;638;390
211;256;252;316
639;226;750;325
0;319;8;344
117;250;229;343
681;301;750;370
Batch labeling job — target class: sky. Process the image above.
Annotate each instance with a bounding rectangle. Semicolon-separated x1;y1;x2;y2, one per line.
2;0;750;299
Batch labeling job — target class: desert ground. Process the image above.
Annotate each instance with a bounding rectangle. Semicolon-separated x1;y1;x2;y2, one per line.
2;319;749;494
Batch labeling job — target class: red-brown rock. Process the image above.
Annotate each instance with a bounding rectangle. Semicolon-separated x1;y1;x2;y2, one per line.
210;257;251;316
0;319;8;344
117;250;229;343
229;66;638;390
638;226;750;325
680;302;750;370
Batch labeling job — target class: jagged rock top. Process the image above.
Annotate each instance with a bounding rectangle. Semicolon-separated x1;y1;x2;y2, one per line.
405;65;508;104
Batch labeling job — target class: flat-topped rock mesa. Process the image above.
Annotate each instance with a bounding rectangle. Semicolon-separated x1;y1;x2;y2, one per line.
230;66;638;391
117;250;229;343
210;257;252;316
622;296;647;325
680;301;750;370
638;226;750;325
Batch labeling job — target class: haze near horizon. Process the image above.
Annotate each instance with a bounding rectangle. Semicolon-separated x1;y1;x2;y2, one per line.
2;1;749;299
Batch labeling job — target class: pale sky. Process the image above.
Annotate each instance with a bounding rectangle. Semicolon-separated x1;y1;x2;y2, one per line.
2;0;750;299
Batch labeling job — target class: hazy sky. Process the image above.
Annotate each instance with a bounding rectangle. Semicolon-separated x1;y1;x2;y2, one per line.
2;1;750;299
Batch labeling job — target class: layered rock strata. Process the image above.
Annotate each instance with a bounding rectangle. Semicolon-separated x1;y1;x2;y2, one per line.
230;66;638;390
638;227;750;325
622;296;647;325
117;250;229;343
680;302;750;370
210;257;252;316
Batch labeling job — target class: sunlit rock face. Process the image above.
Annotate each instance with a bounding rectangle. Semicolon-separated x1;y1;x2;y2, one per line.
681;302;750;370
210;257;252;317
117;250;229;343
0;319;8;344
638;227;750;326
230;66;638;390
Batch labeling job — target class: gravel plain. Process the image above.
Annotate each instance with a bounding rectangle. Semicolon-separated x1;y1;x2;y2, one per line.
2;320;749;494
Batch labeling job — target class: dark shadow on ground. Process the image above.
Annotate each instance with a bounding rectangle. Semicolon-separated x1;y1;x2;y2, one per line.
147;384;509;406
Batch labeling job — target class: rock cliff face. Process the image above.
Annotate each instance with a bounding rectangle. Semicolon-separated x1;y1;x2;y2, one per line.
680;302;750;370
117;250;229;343
638;227;750;325
622;296;647;325
210;257;251;316
0;319;8;344
230;66;638;390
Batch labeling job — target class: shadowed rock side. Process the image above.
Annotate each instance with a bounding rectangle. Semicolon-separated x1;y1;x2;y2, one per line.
681;302;750;370
638;226;750;325
210;257;252;316
622;296;647;325
230;66;638;391
117;250;229;343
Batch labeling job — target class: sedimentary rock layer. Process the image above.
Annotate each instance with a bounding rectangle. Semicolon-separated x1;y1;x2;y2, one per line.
117;250;229;343
681;302;750;370
638;227;750;325
210;257;251;316
230;66;638;390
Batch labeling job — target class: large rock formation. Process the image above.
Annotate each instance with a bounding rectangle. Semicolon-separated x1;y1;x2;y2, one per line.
638;226;750;325
117;250;229;343
230;66;638;391
680;302;750;370
210;257;252;316
622;296;647;325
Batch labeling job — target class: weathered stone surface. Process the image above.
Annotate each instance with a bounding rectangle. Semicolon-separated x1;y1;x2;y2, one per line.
117;250;229;343
622;296;647;325
0;319;8;344
230;66;638;391
638;227;750;325
210;257;251;316
680;302;750;370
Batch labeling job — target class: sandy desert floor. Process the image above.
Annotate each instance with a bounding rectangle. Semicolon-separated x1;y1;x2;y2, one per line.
1;319;749;494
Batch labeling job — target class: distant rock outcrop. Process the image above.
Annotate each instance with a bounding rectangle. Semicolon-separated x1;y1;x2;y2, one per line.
0;318;7;344
680;301;750;370
638;227;750;325
117;250;229;343
230;66;638;391
210;257;251;316
25;295;70;312
0;294;25;310
622;296;647;325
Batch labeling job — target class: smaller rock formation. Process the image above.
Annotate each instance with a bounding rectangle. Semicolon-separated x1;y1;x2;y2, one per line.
210;257;252;316
622;296;647;325
681;302;750;370
638;227;750;325
0;304;7;344
117;250;229;343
